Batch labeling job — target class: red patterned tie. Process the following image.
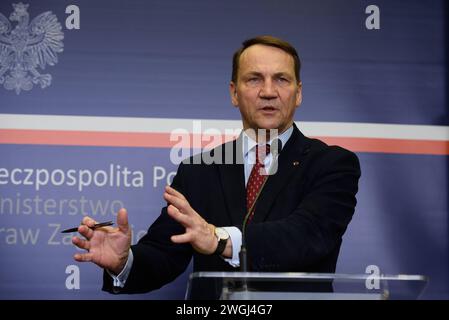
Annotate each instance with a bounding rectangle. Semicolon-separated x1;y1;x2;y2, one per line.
246;144;270;222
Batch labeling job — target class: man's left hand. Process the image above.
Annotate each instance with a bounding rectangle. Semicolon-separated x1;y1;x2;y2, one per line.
163;185;217;255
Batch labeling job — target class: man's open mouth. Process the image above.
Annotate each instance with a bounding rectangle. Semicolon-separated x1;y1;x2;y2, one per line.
261;106;277;111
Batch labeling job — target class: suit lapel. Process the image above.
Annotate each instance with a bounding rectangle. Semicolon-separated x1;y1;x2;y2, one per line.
217;125;311;225
217;138;247;225
251;124;311;223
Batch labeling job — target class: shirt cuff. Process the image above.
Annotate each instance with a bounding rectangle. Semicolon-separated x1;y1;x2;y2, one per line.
106;248;134;288
222;226;241;268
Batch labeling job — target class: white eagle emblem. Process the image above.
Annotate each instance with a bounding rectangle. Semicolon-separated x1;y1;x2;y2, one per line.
0;2;64;94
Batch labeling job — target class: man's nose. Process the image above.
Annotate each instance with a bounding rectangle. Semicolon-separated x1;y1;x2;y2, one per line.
259;79;277;99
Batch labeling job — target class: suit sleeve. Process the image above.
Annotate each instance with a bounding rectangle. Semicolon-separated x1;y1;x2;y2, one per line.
103;162;193;294
246;147;361;271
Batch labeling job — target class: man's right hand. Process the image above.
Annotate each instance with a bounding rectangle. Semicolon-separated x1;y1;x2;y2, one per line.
72;208;132;275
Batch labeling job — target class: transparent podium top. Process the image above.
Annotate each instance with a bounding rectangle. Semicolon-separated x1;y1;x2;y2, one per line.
186;272;428;300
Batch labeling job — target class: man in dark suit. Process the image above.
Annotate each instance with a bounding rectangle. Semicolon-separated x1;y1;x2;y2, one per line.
71;36;360;298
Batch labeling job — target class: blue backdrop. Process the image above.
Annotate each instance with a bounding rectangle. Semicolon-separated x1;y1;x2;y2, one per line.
0;0;447;299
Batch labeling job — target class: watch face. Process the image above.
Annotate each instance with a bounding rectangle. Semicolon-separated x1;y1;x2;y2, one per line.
215;228;229;240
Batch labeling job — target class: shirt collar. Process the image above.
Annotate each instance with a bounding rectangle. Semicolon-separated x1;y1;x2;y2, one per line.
242;125;294;158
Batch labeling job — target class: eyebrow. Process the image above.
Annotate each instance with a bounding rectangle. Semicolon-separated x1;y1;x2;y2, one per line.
272;72;293;78
243;72;263;78
243;71;293;78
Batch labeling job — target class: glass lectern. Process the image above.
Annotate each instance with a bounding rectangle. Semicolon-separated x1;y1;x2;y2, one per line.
185;272;428;300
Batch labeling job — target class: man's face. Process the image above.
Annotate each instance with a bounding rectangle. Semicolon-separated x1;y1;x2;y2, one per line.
230;44;302;135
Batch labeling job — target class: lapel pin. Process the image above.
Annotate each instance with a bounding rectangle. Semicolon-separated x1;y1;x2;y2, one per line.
293;161;300;166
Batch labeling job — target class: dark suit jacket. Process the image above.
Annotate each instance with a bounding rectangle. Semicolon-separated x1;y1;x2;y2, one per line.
103;124;361;297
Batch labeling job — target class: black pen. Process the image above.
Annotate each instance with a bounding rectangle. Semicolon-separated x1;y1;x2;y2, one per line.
61;221;114;233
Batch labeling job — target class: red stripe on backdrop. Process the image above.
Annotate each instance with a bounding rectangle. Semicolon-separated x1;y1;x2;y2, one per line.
319;137;449;155
0;129;448;155
0;129;235;148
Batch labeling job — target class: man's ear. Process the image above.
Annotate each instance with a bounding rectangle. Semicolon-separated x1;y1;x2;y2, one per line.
230;81;238;106
295;81;302;107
